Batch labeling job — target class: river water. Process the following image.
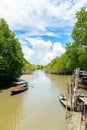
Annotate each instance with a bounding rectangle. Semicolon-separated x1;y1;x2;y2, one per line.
0;70;71;130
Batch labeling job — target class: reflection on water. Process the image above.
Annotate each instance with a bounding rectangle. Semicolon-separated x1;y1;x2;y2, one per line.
0;70;71;130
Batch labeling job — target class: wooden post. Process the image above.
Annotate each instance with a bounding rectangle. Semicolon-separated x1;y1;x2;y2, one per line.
84;97;87;130
66;93;68;119
66;85;68;119
74;68;80;110
75;68;79;89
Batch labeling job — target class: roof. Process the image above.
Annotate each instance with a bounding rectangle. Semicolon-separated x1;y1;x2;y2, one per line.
79;97;87;105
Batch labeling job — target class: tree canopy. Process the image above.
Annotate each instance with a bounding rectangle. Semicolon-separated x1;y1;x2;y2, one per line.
72;7;87;46
0;18;23;81
44;7;87;73
22;58;35;74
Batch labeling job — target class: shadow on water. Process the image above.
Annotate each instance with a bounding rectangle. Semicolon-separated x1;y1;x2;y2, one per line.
0;81;12;91
0;78;28;91
10;89;28;96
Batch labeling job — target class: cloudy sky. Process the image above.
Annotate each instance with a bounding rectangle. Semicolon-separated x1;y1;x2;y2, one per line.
0;0;87;65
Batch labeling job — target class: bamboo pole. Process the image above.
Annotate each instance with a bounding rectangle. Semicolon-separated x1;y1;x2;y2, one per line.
66;85;68;119
74;68;80;110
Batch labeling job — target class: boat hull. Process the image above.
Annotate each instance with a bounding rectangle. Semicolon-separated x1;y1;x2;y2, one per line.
11;82;28;95
59;94;71;111
59;98;71;110
11;87;28;95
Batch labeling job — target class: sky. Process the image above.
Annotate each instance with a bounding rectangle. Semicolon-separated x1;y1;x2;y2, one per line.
0;0;87;65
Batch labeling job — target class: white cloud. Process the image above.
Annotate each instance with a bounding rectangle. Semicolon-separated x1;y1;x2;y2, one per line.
0;0;87;29
53;42;65;55
29;38;52;51
21;38;65;65
0;0;87;64
22;45;34;61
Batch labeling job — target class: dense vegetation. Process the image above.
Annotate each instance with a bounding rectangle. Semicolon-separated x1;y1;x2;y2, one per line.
23;58;35;74
0;18;34;81
44;7;87;74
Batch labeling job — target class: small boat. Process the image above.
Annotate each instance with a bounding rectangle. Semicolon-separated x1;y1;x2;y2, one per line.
59;94;71;110
10;83;28;95
59;93;66;100
13;78;28;85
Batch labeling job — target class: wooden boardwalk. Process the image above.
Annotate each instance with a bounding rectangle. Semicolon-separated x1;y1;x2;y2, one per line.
66;112;84;130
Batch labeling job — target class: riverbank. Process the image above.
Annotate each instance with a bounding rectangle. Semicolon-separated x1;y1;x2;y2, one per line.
45;70;72;75
0;73;36;90
20;73;35;81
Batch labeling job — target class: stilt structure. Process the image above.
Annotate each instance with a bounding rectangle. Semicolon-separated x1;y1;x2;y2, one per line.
73;68;79;110
66;68;83;130
66;68;87;130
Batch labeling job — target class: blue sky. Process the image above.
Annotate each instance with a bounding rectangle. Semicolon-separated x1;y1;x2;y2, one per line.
0;0;87;65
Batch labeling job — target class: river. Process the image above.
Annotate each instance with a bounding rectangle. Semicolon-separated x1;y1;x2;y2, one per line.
0;70;71;130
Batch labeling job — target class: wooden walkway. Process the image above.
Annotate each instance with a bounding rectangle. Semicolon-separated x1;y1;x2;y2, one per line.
66;112;83;130
66;112;87;130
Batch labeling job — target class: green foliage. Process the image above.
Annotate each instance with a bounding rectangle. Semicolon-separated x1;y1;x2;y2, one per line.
44;57;59;73
72;7;87;46
78;47;87;70
44;54;72;74
66;42;79;70
23;58;35;73
0;18;23;81
36;65;44;70
71;7;87;70
45;7;87;73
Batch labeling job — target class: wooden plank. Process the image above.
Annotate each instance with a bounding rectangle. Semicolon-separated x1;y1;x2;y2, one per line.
67;112;81;130
79;97;87;105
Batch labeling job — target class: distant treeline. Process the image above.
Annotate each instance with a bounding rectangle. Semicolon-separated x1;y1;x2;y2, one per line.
22;58;35;74
44;7;87;74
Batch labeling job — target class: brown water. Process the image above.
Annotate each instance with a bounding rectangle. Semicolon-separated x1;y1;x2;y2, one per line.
0;70;71;130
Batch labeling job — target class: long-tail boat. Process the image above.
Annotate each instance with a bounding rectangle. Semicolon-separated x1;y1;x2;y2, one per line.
59;93;71;110
10;82;28;95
